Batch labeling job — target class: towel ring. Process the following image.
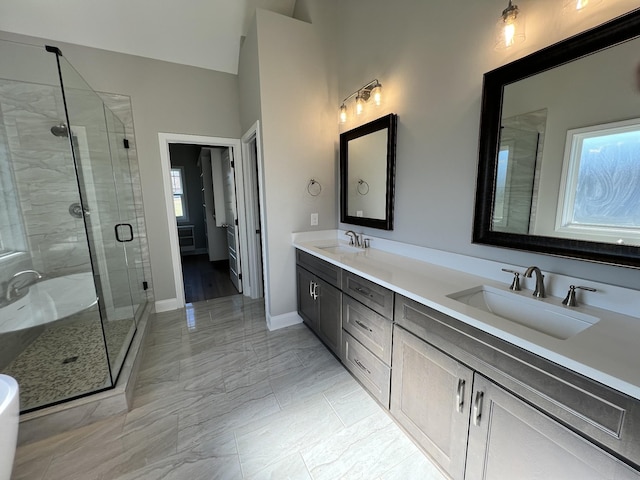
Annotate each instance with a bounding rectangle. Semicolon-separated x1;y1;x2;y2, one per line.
307;179;322;197
357;179;369;195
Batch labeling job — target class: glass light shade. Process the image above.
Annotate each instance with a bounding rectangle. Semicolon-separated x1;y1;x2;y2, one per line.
355;94;364;115
339;103;347;123
563;0;602;12
494;3;525;50
371;83;382;106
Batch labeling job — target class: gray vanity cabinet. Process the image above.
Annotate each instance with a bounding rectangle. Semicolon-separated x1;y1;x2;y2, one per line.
391;326;473;479
340;270;394;408
296;251;342;355
466;374;640;480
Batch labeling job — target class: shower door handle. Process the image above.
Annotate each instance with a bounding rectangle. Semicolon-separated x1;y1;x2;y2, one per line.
115;223;134;242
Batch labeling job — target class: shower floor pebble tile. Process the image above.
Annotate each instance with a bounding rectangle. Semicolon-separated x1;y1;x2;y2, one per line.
11;295;446;480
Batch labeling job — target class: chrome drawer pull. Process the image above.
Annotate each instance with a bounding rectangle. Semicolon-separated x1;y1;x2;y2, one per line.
354;319;373;332
354;358;371;374
473;391;484;426
456;379;465;413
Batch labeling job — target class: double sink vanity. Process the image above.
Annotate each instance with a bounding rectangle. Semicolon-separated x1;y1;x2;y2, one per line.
318;9;640;479
294;234;640;479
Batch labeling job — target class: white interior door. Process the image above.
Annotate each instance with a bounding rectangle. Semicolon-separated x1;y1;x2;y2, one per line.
222;147;242;293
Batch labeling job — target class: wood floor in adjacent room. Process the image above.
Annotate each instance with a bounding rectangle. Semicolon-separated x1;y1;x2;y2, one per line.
11;295;446;480
181;254;239;303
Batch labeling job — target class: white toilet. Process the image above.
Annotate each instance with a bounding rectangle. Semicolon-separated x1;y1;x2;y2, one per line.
0;375;19;480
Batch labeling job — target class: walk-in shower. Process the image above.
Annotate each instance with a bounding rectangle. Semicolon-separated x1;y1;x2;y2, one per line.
0;40;151;413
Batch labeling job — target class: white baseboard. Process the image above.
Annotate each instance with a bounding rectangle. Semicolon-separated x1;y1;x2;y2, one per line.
155;298;179;313
267;311;302;331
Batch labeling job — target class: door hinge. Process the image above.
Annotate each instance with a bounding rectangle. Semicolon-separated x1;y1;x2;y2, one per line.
235;218;238;226
123;139;130;149
231;160;235;168
143;281;148;291
238;273;243;280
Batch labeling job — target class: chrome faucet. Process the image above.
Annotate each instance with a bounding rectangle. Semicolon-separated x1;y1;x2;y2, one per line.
344;230;361;247
524;266;545;298
5;270;43;302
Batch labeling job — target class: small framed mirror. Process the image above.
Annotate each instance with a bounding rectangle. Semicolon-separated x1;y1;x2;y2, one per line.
340;113;397;230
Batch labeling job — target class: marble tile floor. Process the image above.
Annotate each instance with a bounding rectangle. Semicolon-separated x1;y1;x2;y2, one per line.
11;295;446;480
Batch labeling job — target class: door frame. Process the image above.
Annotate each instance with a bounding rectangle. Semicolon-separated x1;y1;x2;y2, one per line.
158;132;245;309
241;121;266;300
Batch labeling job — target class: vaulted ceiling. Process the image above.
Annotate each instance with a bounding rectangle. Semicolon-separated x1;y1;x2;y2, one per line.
0;0;298;74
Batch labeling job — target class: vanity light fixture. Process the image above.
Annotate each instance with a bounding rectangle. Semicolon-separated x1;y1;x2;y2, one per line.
339;79;382;124
495;0;525;50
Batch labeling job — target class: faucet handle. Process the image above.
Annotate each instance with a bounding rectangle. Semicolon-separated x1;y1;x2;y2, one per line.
562;285;597;307
501;268;521;291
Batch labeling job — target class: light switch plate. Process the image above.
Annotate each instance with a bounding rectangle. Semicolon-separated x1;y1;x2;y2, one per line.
310;213;318;226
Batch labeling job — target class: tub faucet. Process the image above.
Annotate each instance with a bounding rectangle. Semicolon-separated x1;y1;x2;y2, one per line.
5;270;43;302
524;266;545;298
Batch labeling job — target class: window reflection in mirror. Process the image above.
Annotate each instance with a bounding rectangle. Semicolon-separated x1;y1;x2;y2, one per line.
556;119;640;246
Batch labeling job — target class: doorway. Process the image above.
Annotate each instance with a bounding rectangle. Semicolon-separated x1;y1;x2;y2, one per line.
158;133;265;310
169;144;239;303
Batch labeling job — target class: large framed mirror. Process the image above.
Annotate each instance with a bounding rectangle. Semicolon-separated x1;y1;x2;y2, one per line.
473;8;640;268
340;113;397;230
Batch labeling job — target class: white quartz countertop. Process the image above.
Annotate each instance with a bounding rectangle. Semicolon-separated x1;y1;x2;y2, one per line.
293;238;640;401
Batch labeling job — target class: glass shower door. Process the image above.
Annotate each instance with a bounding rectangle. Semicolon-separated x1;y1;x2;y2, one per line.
57;56;139;378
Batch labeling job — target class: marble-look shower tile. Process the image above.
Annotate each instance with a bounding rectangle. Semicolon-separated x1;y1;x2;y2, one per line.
235;396;343;477
301;409;419;480
246;452;312;480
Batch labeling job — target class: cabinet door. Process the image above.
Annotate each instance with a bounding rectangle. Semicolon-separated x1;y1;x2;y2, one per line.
391;326;473;479
466;374;640;480
317;279;341;354
296;266;317;330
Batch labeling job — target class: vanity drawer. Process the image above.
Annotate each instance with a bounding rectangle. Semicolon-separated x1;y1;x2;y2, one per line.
342;331;391;408
296;249;341;289
342;270;393;319
342;295;392;365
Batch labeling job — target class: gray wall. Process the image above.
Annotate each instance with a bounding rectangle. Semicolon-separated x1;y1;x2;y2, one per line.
328;0;640;289
239;9;338;321
0;30;242;303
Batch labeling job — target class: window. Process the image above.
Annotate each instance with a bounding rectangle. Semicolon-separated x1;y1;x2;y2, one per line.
557;119;640;245
171;167;188;221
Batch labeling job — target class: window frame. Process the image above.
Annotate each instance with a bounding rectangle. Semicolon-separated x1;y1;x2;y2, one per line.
556;118;640;245
170;166;189;222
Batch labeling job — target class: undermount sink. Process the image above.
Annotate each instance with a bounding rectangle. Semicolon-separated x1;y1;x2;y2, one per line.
447;285;599;340
318;244;362;254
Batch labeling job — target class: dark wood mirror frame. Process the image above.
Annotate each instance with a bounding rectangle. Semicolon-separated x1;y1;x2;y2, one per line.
473;8;640;268
340;113;398;230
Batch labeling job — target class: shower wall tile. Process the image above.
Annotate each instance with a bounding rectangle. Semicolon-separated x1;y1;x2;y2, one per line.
0;79;153;306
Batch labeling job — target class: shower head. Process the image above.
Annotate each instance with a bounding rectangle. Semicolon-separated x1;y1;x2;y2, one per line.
50;123;69;137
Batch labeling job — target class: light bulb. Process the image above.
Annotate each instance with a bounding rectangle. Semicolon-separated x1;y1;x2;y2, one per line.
339;104;347;123
504;21;516;47
355;94;364;115
371;83;382;106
